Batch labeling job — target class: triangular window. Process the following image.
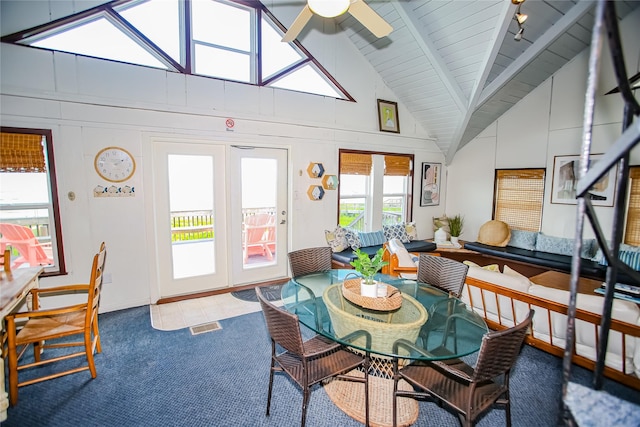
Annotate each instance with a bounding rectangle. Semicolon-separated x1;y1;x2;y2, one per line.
2;0;352;100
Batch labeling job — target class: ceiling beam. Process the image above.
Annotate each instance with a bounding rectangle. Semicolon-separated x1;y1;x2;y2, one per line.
478;0;595;106
445;0;515;165
392;1;468;113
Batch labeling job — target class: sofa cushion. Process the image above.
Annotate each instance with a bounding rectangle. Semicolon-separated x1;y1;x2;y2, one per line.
508;229;538;251
325;226;349;253
463;241;607;280
383;224;410;243
535;234;596;259
477;220;511;247
462;267;532;326
466;266;532;293
528;284;639;373
358;230;386;247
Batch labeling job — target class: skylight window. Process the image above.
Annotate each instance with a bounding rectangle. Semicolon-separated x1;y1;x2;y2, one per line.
4;0;351;100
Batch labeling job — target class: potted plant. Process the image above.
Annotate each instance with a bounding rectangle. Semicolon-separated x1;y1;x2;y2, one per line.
448;214;464;245
350;247;388;297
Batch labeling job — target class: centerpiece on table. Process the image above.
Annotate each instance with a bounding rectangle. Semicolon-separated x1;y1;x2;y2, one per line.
350;247;388;297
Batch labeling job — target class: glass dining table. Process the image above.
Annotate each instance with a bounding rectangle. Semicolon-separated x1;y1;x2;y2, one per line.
281;269;488;427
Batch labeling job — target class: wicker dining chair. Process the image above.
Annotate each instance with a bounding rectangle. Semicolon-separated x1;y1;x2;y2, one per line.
417;254;469;297
392;309;534;427
256;286;370;427
288;246;332;277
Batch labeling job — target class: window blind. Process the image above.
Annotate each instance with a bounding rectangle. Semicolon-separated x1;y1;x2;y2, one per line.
494;169;544;232
340;152;372;175
384;155;411;176
624;167;640;246
0;132;46;172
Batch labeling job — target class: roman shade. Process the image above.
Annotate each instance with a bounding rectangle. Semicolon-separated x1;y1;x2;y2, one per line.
494;169;544;232
0;132;46;172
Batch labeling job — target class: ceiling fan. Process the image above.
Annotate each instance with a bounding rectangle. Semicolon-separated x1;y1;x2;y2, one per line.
282;0;393;42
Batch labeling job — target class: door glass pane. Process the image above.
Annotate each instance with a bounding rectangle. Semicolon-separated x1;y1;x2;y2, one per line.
242;158;276;268
168;155;215;279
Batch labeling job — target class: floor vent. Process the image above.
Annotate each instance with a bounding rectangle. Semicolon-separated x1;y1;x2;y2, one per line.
190;321;222;335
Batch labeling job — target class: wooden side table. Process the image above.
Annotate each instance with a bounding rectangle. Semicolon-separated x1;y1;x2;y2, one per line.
529;270;603;295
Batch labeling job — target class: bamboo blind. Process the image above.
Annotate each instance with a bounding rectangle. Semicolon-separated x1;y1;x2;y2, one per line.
384;155;411;176
0;132;46;172
340;152;372;175
624;167;640;246
494;169;545;232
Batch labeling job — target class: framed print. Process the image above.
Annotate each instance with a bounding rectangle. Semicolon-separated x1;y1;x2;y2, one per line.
421;162;441;206
377;99;400;133
551;154;617;206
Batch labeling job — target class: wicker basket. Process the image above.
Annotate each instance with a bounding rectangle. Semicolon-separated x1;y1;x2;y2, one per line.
323;284;428;356
341;278;402;311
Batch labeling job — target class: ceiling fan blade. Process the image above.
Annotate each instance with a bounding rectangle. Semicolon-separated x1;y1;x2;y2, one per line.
348;0;393;38
282;5;314;42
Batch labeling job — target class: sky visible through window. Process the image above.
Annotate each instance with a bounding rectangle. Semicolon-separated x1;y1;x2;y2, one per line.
23;0;346;99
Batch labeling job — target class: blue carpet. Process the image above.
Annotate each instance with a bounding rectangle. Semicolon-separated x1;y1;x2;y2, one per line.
4;305;639;426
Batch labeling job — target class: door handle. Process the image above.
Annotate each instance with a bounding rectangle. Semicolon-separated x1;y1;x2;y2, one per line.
280;220;286;224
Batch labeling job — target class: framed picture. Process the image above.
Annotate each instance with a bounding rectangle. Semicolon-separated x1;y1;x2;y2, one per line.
551;154;618;206
421;162;441;206
377;99;400;133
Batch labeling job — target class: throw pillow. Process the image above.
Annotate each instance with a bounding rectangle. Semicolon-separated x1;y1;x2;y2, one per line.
325;226;349;253
477;220;511;247
388;238;418;267
508;229;538;251
535;234;573;256
358;230;386;247
383;224;410;243
405;222;418;241
463;260;500;271
345;228;361;249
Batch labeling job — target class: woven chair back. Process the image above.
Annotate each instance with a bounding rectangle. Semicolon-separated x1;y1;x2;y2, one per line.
472;309;534;382
417;254;468;297
288;247;332;277
256;286;305;356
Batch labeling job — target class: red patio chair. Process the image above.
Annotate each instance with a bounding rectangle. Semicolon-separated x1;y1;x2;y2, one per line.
0;223;54;269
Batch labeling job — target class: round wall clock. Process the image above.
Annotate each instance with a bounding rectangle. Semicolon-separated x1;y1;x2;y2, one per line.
94;146;136;183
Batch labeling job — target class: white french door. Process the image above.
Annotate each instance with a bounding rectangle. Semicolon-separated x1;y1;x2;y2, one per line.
229;146;288;286
150;141;229;298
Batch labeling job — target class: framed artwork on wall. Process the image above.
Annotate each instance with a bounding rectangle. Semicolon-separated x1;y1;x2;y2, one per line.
551;154;617;206
377;99;400;133
421;162;441;206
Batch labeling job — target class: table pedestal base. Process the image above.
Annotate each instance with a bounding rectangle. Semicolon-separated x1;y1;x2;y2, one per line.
324;369;418;427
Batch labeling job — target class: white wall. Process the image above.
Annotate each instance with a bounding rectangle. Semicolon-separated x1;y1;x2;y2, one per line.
447;8;640;243
0;1;446;312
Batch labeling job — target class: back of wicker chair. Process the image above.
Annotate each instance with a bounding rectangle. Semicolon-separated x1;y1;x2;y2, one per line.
256;286;370;427
417;254;468;297
393;309;534;427
288;247;333;277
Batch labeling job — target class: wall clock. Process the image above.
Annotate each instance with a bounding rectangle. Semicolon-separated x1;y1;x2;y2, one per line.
94;146;136;182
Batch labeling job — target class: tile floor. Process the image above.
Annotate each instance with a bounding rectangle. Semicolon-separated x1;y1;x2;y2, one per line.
150;293;263;331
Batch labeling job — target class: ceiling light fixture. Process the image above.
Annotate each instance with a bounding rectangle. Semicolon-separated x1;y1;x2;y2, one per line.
512;0;527;42
514;27;524;41
515;11;528;25
308;0;350;18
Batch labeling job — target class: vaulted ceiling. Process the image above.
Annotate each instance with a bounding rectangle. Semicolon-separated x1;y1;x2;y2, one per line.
302;0;639;163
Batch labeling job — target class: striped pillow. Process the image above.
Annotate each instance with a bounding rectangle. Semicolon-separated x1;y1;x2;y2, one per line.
357;230;386;248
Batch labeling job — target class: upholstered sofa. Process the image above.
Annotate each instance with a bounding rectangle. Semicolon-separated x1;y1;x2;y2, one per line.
460;264;640;390
464;229;640;286
325;223;436;268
